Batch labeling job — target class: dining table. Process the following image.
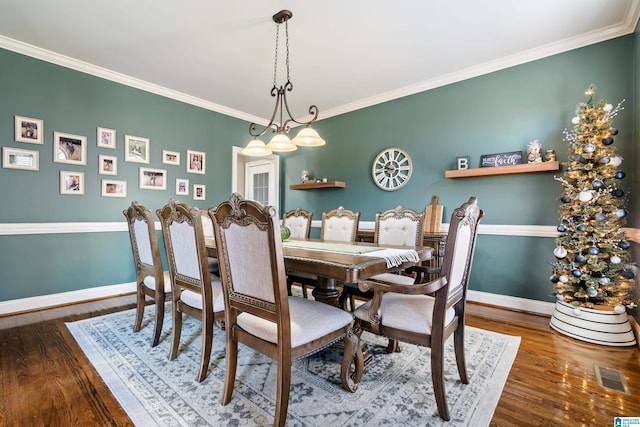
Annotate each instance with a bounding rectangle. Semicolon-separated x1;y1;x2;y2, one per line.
207;237;432;307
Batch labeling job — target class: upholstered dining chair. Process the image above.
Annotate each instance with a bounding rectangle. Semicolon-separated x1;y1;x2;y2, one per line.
157;199;225;382
123;201;172;347
282;207;313;239
340;205;425;311
287;206;361;299
282;208;313;297
209;193;362;427
352;197;483;421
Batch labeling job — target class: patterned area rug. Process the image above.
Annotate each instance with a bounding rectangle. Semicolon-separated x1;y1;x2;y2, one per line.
67;306;520;426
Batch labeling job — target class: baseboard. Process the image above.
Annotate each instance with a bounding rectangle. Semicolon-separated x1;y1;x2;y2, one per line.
467;290;555;316
630;316;640;351
0;282;136;316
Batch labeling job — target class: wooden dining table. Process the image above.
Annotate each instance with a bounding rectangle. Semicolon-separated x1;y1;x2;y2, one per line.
207;237;432;307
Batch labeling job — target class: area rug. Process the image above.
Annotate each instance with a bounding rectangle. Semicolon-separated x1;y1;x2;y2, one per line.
66;306;520;426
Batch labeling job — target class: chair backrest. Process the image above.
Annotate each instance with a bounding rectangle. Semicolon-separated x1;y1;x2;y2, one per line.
200;209;216;241
282;208;313;239
439;197;484;303
374;205;425;247
209;193;290;329
320;206;360;242
157;199;213;305
123;201;163;282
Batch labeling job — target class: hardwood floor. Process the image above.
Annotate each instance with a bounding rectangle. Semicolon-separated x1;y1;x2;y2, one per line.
0;295;638;426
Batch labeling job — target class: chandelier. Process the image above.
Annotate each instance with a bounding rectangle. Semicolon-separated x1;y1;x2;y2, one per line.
242;10;325;156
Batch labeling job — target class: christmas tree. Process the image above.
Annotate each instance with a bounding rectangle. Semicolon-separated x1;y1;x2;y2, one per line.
550;85;637;313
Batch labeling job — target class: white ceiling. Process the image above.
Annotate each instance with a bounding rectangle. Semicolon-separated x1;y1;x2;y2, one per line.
1;1;639;126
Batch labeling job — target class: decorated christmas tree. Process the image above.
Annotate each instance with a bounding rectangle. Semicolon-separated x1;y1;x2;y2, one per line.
550;85;637;314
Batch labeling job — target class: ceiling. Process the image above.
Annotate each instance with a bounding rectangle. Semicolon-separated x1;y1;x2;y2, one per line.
1;1;639;126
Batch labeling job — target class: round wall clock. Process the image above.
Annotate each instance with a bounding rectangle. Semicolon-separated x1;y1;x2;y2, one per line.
371;147;413;191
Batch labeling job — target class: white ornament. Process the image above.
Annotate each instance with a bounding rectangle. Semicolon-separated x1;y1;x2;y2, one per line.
572;307;582;316
611;156;623;167
571;116;580;124
556;293;565;301
614;305;625;314
559;275;569;283
604;104;613;112
553;247;567;258
610;256;621;264
578;190;593;202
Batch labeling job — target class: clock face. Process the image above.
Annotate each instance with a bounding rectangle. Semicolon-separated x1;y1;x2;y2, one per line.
372;147;412;191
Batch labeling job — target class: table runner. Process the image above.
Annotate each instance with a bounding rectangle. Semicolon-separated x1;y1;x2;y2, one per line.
282;240;420;268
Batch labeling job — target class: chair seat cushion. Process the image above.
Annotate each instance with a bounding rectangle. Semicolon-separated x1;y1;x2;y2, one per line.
367;272;415;285
180;277;225;313
143;271;172;293
354;293;455;335
237;297;353;348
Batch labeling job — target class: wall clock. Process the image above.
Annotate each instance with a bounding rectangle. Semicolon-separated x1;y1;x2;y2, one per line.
371;147;413;191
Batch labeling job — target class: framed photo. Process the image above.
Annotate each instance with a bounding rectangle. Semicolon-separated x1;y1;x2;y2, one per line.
187;150;206;174
60;171;85;195
163;150;180;165
193;184;206;200
2;147;39;171
99;154;117;175
53;131;87;165
15;116;43;144
97;127;116;149
101;179;127;198
124;135;150;164
139;167;166;190
176;178;189;196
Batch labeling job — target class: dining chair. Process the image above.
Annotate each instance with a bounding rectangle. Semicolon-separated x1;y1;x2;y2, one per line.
282;207;313;239
123;201;172;347
209;193;362;427
287;206;361;300
157;199;225;382
200;210;220;276
282;208;314;297
352;197;484;421
340;205;425;311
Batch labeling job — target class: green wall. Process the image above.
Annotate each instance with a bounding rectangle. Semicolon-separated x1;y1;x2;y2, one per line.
281;35;636;303
0;34;638;307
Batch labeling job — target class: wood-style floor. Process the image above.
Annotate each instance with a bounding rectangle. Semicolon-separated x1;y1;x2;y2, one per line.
0;295;638;426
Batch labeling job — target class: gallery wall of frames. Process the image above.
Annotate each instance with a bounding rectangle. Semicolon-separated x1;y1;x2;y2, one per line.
4;115;209;200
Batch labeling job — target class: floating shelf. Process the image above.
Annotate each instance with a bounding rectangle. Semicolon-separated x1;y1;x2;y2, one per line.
289;180;346;190
445;161;560;179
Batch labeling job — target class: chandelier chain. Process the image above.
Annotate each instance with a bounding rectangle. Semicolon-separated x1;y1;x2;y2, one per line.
273;24;279;87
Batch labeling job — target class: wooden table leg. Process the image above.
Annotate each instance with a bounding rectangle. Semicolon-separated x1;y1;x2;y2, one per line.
311;276;341;307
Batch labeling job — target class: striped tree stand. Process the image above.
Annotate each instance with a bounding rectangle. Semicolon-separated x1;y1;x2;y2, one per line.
550;301;637;347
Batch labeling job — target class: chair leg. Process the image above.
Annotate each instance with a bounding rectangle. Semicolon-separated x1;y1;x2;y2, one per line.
151;295;164;347
169;309;182;361
454;325;468;384
221;334;238;405
341;327;363;392
197;314;214;382
273;354;292;427
431;337;450;421
134;286;145;333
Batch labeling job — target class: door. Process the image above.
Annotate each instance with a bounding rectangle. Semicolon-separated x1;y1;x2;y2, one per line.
245;159;277;207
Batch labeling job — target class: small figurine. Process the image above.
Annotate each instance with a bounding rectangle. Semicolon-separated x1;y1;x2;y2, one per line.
527;140;543;163
301;170;309;182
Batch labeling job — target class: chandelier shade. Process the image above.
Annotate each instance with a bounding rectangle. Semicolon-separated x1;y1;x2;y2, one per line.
241;10;325;157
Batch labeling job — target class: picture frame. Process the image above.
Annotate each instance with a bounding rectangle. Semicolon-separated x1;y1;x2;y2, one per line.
2;146;39;171
101;179;127;198
193;184;206;200
97;127;116;149
163;150;180;165
15;115;43;144
60;170;85;195
176;178;189;196
124;135;150;164
99;154;117;175
53;131;87;165
187;149;206;174
139;167;167;190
